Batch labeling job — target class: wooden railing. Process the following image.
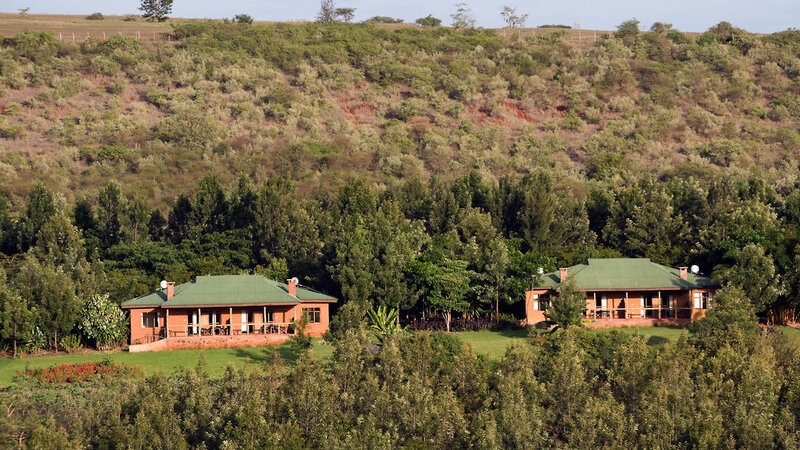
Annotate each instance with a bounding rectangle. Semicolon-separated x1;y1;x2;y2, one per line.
164;322;294;338
585;307;694;320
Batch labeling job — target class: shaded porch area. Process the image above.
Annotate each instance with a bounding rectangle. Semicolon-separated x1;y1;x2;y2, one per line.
163;305;297;339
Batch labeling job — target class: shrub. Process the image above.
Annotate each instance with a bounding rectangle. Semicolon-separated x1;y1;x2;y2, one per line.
415;15;441;27
154;111;224;149
615;18;640;40
19;360;140;384
78;293;127;349
86;12;104;20
367;16;404;24
768;104;790;121
123;14;137;22
325;300;368;342
288;314;312;353
234;14;253;25
58;334;83;353
24;326;46;353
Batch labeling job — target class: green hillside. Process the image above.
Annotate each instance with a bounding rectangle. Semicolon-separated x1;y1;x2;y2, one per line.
0;22;798;206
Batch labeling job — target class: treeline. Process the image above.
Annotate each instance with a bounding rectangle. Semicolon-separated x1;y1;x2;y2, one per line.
1;166;798;351
4;296;800;447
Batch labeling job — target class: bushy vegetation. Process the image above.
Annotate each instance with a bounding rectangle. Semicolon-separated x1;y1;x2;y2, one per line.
0;20;799;343
4;325;800;447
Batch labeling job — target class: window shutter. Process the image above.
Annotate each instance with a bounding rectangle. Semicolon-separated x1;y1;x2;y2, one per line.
141;312;145;328
533;294;538;311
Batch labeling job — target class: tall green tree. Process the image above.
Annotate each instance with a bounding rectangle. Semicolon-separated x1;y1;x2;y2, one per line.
0;275;33;357
408;256;473;332
139;0;173;22
545;277;585;330
714;243;784;313
14;254;78;351
97;182;125;249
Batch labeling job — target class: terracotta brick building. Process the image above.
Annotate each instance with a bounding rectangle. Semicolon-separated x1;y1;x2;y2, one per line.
121;275;337;351
525;258;719;327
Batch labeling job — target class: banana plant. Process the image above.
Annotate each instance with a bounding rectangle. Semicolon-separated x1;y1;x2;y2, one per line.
366;305;406;345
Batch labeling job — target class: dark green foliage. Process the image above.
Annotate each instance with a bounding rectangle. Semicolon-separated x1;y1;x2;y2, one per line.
367;16;403;24
4;323;799;448
85;12;104;20
234;14;253;25
139;0;172;22
689;286;761;355
415;15;442;27
544;277;585;330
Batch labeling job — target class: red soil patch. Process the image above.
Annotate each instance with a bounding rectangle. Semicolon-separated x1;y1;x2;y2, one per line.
501;101;534;123
337;96;375;124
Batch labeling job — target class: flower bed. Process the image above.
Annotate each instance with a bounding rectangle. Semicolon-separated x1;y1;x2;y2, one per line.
19;360;140;384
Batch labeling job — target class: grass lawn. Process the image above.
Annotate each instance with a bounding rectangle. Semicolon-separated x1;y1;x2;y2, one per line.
0;340;334;387
2;326;798;387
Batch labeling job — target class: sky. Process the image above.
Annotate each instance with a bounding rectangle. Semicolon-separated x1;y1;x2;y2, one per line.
3;0;798;34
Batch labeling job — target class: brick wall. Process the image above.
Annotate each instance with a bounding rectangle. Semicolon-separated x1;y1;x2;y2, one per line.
129;333;291;352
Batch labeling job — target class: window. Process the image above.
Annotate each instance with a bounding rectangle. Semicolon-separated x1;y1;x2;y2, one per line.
538;296;550;311
265;311;274;323
208;312;219;325
141;311;159;328
302;307;321;323
701;292;712;309
694;292;713;310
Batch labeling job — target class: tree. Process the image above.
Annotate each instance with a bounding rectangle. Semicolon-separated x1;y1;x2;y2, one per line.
97;182;125;249
714;243;784;313
139;0;173;22
416;14;442;27
234;14;253;25
127;200;151;244
366;305;406;344
0;276;33;357
335;7;355;23
615;18;640;39
545;277;585;330
501;6;528;28
78;293;126;349
689;286;760;355
316;0;337;23
14;254;78;351
408;256;473;332
450;3;476;29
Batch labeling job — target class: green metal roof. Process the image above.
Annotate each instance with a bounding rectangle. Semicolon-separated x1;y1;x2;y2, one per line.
535;258;718;291
121;275;337;308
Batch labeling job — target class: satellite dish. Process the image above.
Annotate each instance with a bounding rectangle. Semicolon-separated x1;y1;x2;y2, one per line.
690;265;700;274
537;267;544;275
160;280;168;290
289;277;299;284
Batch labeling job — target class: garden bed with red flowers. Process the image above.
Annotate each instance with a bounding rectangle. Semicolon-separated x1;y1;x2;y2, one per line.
19;360;140;384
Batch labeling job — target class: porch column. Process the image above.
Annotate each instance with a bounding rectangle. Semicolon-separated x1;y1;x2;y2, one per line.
229;307;233;334
198;307;201;335
624;292;629;319
593;292;597;319
263;306;267;332
657;291;661;319
165;308;169;338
